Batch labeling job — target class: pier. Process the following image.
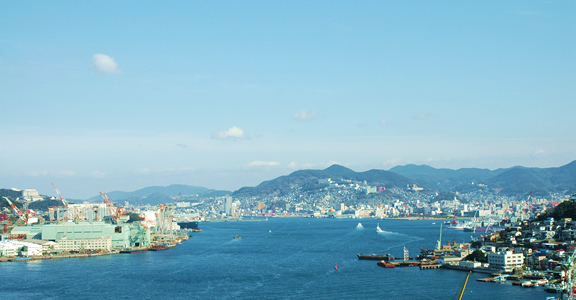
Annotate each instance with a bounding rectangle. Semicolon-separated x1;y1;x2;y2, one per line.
420;264;442;269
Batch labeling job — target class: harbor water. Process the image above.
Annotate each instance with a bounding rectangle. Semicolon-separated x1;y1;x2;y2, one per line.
1;218;550;299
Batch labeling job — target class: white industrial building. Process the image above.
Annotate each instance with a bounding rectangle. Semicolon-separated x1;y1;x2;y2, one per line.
55;236;112;252
0;240;43;257
487;251;525;272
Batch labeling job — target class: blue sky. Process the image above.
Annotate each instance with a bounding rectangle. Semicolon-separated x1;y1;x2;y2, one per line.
1;1;575;199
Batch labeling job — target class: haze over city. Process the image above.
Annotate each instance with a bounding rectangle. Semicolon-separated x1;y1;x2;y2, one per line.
1;1;574;199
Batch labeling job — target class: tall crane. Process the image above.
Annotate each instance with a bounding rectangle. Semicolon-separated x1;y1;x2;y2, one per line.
52;183;68;207
52;183;72;222
99;191;127;223
2;197;36;225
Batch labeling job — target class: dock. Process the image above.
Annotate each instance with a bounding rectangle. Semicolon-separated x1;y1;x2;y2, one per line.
420;264;442;269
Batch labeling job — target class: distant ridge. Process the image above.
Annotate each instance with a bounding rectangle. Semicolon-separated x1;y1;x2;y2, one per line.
232;164;417;197
390;160;576;197
87;184;232;206
388;164;506;191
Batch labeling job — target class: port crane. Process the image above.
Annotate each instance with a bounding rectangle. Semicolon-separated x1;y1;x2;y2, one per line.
2;197;37;225
51;183;75;222
99;191;127;223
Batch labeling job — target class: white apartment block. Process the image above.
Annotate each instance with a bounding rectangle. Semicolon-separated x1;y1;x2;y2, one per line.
22;189;43;201
488;251;524;272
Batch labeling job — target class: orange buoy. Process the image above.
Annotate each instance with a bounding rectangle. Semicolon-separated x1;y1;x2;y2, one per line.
335;263;338;270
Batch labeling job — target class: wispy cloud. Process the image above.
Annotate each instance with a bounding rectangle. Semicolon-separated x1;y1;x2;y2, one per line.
28;170;76;177
293;109;317;120
90;170;106;178
413;113;433;120
176;144;187;149
212;126;246;140
136;167;195;175
92;54;121;74
247;161;280;167
379;119;388;126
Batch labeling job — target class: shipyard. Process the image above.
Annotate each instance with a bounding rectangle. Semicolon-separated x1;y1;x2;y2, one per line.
0;188;193;261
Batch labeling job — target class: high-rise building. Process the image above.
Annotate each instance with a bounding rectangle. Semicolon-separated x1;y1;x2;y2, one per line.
225;196;232;216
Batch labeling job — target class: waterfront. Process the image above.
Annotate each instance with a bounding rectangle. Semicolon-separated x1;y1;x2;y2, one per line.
1;218;550;299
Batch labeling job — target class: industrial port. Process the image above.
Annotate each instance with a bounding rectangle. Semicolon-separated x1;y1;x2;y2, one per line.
0;188;193;260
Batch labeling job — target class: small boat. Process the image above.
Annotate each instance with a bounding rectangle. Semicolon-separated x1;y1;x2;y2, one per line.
149;244;169;251
234;236;242;239
14;257;32;261
192;228;202;232
120;249;149;254
357;254;396;261
376;223;384;233
356;222;363;228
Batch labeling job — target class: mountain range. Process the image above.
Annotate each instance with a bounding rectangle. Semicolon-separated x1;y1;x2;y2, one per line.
79;160;576;205
390;160;576;197
85;184;231;206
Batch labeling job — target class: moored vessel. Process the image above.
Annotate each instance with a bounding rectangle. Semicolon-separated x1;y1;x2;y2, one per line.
357;254;396;261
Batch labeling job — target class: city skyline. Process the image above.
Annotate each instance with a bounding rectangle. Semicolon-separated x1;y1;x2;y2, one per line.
1;1;574;199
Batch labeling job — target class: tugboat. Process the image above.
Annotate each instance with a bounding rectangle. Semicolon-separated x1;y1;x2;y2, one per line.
149;244;169;251
357;253;396;261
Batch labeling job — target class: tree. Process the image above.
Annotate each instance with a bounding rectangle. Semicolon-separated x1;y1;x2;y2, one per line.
471;241;482;249
536;200;576;221
464;249;487;263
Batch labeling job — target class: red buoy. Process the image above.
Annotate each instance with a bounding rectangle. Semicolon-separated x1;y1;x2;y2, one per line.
335;263;338;270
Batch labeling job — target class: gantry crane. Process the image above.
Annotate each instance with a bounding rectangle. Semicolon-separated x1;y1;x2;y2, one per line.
99;191;127;223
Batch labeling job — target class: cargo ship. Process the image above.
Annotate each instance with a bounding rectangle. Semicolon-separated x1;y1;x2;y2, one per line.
177;221;200;229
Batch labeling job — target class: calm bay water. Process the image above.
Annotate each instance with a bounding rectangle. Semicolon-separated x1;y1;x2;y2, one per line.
2;218;550;299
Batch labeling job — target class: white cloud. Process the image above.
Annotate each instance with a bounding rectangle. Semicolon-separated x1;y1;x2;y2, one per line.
92;54;121;74
413;113;433;119
28;170;76;177
379;119;388;126
247;161;280;167
212;126;246;140
532;150;546;156
293;109;317;120
90;170;106;178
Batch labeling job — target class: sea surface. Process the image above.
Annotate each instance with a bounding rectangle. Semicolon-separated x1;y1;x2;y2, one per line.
2;218;551;299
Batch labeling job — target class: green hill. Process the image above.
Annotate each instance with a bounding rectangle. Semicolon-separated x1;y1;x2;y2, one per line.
389;160;576;197
232;164;417;197
389;164;506;191
87;184;231;205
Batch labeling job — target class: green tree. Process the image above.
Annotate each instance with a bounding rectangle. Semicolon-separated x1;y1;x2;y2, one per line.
464;249;487;263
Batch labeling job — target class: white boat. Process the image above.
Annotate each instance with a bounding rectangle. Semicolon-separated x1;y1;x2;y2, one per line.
356;222;363;228
376;223;384;233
